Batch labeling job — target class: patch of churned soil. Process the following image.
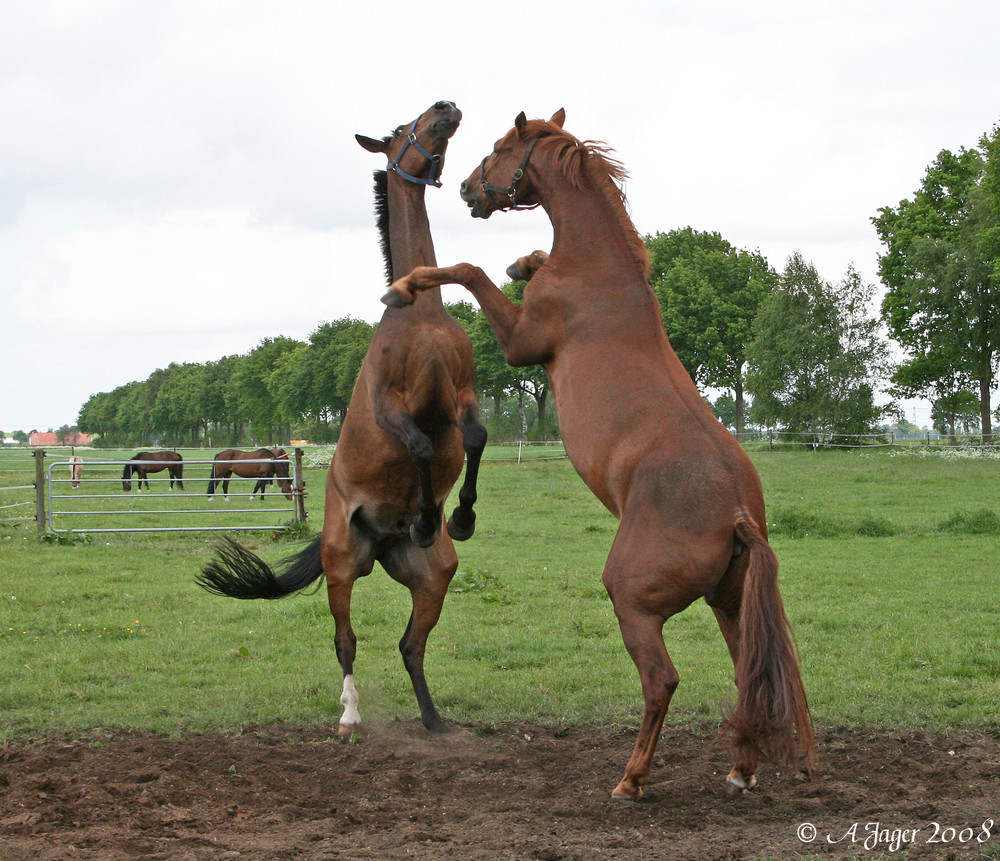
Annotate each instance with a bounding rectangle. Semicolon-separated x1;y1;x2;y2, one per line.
2;722;999;859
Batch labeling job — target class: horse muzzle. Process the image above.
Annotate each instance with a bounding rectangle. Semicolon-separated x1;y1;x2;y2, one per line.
431;101;462;140
459;180;494;219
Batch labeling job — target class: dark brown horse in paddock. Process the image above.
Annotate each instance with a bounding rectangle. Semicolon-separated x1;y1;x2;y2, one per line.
122;451;184;492
198;100;486;739
385;109;816;799
207;448;292;501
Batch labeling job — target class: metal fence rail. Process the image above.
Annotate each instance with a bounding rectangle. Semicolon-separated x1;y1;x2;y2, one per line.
40;452;306;535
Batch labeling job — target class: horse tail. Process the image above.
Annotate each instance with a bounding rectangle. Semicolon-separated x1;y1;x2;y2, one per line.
196;534;324;599
727;517;816;775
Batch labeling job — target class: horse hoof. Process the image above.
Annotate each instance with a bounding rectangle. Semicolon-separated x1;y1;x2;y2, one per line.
726;770;757;791
409;523;437;548
611;780;643;801
446;511;476;541
381;287;413;308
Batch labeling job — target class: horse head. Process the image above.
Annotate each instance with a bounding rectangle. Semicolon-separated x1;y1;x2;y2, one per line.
272;448;293;500
121;462;132;492
460;109;565;219
356;100;462;188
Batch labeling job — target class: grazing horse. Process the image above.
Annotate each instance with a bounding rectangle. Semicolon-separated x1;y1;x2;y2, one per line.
69;455;83;489
198;100;486;739
384;109;816;799
207;448;293;501
122;451;184;492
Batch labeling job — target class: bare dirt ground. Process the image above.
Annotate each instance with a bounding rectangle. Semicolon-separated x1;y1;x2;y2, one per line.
2;722;999;860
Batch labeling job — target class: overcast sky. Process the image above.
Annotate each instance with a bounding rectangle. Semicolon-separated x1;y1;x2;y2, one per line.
3;0;999;432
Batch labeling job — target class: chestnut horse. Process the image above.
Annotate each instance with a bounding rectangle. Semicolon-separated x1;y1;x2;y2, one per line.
384;110;815;799
207;448;292;501
69;455;83;489
122;451;184;492
198;101;486;738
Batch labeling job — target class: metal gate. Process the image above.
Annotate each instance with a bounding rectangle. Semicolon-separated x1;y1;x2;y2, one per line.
42;451;306;535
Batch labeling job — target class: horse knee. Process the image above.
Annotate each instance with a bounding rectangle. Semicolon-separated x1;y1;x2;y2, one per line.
464;422;487;452
407;435;434;464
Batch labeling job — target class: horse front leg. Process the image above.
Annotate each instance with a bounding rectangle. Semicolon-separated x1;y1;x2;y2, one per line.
447;396;486;542
385;264;546;366
377;404;440;548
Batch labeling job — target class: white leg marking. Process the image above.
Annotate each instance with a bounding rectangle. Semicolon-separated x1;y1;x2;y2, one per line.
726;769;758;790
340;674;361;730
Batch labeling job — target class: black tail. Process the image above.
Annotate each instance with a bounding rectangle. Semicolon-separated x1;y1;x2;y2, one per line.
197;535;324;599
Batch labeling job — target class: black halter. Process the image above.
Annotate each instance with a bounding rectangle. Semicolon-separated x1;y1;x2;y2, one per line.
387;118;444;187
478;135;541;211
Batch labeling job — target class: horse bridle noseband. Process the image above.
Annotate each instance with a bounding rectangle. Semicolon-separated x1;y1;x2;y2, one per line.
478;135;542;211
387;118;444;187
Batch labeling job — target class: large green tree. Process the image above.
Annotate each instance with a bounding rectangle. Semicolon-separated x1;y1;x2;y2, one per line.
873;125;1000;443
746;253;889;442
229;336;303;443
646;228;777;436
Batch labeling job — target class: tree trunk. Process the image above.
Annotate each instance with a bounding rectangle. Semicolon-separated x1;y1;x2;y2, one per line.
734;377;745;439
979;376;993;444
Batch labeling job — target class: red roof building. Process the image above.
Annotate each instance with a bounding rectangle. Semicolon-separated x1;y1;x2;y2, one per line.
29;432;93;447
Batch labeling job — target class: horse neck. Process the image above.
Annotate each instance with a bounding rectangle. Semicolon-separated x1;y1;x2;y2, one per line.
536;168;646;284
383;173;446;319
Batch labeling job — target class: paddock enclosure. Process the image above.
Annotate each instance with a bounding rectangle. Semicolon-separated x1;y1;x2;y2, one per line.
2;449;1000;857
1;448;307;534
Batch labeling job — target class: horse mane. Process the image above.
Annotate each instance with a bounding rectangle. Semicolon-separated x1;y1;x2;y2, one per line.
373;169;393;284
515;120;650;280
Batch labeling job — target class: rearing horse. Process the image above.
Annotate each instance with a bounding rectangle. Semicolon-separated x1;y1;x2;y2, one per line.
198;101;486;739
385;109;816;799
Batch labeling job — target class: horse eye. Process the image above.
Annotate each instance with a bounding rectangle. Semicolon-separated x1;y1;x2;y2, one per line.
392;126;404;136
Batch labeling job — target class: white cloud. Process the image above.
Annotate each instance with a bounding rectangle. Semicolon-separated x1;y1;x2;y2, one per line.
3;0;1000;429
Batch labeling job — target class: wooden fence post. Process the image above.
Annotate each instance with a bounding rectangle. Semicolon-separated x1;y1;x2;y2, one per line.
34;448;46;533
294;448;307;522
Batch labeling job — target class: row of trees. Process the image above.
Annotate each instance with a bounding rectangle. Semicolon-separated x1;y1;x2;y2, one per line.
77;122;1000;448
76;309;556;448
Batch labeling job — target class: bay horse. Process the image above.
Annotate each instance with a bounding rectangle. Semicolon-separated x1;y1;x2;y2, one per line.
207;448;293;501
384;109;816;799
69;455;83;489
122;451;184;492
198;100;486;739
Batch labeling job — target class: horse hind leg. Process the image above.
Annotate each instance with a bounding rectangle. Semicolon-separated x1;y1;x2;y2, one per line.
383;542;456;733
609;607;679;799
327;576;361;740
710;603;758;789
447;403;487;541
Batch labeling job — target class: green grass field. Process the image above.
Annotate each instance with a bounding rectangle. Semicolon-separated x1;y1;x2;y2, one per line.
1;447;998;742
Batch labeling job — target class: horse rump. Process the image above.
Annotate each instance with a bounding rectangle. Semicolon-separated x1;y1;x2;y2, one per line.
197;535;324;599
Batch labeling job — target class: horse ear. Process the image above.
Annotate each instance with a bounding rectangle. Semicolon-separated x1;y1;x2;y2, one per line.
356;134;388;154
514;112;527;137
550;108;566;128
